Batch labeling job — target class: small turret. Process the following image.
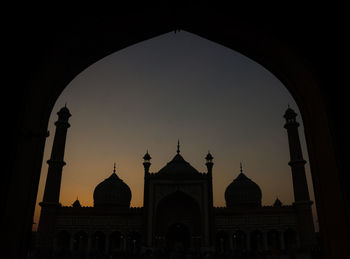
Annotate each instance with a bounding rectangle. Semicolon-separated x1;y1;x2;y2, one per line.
143;150;151;174
73;198;81;208
205;151;214;175
273;197;282;207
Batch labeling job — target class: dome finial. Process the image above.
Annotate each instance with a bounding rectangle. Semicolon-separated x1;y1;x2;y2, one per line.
240;162;243;173
113;162;116;174
177;139;180;154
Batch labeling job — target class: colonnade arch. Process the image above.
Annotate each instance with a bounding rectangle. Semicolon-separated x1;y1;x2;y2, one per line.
215;228;299;253
54;230;141;257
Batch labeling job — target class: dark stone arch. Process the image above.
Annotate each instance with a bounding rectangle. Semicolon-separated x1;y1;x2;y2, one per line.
267;229;281;251
166;223;191;252
233;230;247;251
128;231;141;253
4;13;349;259
72;230;88;254
109;231;123;253
155;191;201;250
250;230;264;252
284;228;298;251
215;230;229;254
91;231;106;254
55;230;70;254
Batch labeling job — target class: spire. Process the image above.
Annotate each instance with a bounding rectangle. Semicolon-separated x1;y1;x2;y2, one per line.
273;197;282;207
73;197;81;207
240;162;243;173
177;139;180;154
113;162;116;174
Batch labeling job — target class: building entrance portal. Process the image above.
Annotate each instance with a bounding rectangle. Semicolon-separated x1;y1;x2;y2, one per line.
155;191;202;250
166;223;190;251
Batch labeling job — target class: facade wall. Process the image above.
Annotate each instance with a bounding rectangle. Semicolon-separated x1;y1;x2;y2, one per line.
214;208;299;252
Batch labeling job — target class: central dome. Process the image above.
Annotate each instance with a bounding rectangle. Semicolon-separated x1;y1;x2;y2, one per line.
225;172;262;207
93;170;131;208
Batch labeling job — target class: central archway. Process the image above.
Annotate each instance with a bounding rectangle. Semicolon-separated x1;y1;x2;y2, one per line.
155;191;201;250
166;223;190;251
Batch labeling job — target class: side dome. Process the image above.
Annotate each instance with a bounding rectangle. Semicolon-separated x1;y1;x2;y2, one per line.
225;172;262;207
93;169;132;208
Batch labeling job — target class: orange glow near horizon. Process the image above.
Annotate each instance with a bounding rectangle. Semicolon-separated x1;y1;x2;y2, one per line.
32;31;318;232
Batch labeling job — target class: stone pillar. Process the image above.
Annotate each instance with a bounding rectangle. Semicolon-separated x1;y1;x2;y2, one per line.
232;232;236;250
228;232;233;250
87;234;91;258
263;232;268;251
122;234;126;251
246;232;250;250
280;231;285;250
53;236;57;255
105;233;110;255
70;234;75;252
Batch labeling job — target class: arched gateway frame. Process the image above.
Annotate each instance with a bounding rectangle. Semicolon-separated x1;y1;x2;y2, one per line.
5;14;349;259
155;191;201;251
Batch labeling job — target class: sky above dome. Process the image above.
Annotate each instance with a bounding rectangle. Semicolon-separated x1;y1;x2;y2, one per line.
33;31;318;231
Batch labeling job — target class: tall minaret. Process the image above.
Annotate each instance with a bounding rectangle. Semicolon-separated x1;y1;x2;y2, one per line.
284;107;315;249
142;150;152;245
42;105;71;204
37;105;71;254
284;107;310;202
205;151;215;245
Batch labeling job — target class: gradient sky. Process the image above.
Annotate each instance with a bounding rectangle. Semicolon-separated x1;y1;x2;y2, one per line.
33;31;318;231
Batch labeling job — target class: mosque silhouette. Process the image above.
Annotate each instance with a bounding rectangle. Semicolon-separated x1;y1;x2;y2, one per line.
36;106;316;258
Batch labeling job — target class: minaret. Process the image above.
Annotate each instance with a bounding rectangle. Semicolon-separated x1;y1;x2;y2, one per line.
142;150;152;245
205;151;215;245
37;105;71;254
42;105;71;204
284;107;310;202
283;107;315;249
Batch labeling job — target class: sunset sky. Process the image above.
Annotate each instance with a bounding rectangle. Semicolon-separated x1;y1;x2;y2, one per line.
33;31;318;231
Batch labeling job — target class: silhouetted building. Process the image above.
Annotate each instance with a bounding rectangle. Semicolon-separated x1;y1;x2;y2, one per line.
36;106;316;258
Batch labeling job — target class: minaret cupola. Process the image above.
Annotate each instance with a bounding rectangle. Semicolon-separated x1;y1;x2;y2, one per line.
143;150;152;174
205;151;214;174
